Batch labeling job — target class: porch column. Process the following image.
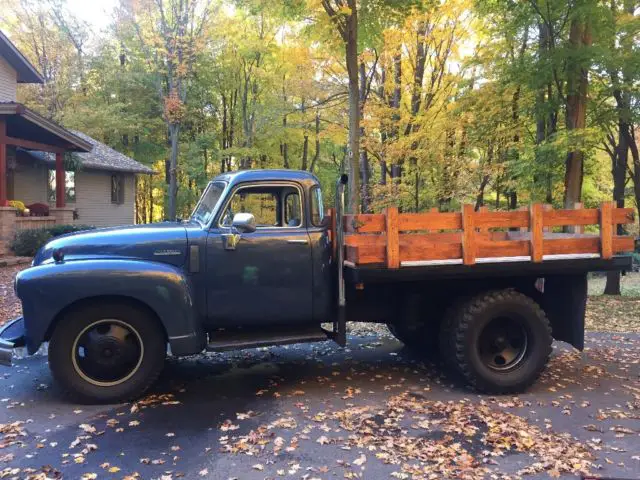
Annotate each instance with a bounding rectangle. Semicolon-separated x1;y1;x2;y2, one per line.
55;151;65;208
0;119;6;207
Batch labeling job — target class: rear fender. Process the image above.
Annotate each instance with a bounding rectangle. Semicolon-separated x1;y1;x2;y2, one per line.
15;260;206;356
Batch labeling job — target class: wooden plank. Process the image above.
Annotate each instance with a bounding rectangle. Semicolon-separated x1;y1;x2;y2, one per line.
474;210;530;229
613;236;635;253
530;203;543;262
386;207;400;269
350;244;386;264
402;232;462;244
543;209;598;227
543;237;600;256
477;240;530;258
345;245;359;264
574;202;584;234
344;234;386;247
398;212;462;231
612;208;635;225
600;202;613;259
400;241;462;262
461;204;476;265
344;214;385;233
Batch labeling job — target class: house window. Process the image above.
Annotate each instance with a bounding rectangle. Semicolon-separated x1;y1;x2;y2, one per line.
111;174;125;204
48;170;76;203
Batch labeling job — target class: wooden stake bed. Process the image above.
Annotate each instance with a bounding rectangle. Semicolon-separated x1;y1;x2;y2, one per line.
333;203;635;269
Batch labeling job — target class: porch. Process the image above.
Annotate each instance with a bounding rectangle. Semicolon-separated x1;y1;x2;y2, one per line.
0;103;91;255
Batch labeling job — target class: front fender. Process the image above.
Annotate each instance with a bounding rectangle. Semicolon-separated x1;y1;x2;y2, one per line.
15;259;206;356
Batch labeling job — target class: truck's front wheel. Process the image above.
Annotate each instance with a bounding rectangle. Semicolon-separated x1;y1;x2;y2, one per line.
439;290;552;394
49;303;166;404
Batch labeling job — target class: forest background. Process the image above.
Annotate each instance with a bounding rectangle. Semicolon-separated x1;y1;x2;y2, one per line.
1;0;639;291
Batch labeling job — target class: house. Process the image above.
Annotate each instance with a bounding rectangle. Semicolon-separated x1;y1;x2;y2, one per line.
0;30;153;255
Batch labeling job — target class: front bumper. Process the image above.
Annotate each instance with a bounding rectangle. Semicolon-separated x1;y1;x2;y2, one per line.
0;317;26;367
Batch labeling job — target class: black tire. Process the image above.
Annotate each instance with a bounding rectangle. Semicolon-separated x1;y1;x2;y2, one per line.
49;303;166;404
439;290;552;394
387;294;442;358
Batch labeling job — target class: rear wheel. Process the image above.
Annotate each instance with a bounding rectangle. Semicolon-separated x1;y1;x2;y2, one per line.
439;290;552;394
49;303;166;404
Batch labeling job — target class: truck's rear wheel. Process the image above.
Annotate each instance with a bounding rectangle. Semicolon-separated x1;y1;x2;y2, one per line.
439;290;552;394
49;303;166;404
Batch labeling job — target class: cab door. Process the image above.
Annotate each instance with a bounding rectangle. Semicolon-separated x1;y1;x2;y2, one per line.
205;182;313;327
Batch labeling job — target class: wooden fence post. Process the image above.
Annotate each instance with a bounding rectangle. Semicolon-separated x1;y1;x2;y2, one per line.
461;204;476;265
600;202;613;259
574;202;584;234
385;207;400;268
530;203;543;262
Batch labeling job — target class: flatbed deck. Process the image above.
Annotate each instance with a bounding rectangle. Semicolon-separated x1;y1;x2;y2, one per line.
331;202;635;271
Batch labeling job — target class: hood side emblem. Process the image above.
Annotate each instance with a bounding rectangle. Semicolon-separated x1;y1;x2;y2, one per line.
154;249;182;256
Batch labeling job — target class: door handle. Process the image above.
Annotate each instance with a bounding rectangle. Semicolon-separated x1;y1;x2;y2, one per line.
222;233;241;251
287;239;308;245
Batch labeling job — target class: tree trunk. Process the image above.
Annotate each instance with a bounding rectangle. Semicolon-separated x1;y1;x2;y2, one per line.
310;111;320;173
345;0;361;213
168;123;180;221
359;61;370;212
389;52;402;183
301;134;309;171
563;18;592;208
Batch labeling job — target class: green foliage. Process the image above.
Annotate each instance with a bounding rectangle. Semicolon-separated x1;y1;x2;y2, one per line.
2;0;639;222
11;225;96;257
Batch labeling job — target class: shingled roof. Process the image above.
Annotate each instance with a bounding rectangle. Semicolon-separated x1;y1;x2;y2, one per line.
23;130;154;175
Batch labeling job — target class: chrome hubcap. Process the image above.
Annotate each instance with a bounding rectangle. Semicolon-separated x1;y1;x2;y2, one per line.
72;319;144;387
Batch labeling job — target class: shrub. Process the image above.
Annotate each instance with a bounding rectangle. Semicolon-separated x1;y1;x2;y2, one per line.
11;224;96;257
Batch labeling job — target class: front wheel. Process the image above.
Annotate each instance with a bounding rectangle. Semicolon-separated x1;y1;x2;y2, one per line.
439;290;552;394
49;303;166;404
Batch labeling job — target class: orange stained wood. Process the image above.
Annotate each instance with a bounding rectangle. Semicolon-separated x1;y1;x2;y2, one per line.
599;202;613;259
461;204;476;265
385;207;400;269
339;202;635;267
530;204;544;262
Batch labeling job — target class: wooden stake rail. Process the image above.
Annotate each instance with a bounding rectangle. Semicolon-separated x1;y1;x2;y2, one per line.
336;203;635;269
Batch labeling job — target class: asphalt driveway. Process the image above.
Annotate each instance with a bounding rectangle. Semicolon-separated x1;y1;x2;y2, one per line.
1;333;639;480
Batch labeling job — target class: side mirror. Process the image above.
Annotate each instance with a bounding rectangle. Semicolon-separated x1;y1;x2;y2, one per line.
232;213;256;233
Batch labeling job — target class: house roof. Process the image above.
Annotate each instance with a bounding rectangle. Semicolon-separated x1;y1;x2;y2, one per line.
22;130;155;175
0;102;92;152
0;31;44;84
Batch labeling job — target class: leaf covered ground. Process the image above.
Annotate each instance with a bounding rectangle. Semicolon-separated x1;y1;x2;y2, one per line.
1;267;640;479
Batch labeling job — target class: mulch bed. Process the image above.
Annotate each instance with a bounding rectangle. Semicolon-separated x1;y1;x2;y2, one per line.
0;265;25;327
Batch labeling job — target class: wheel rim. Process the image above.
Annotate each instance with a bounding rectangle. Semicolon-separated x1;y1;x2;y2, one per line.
478;316;528;372
71;319;144;387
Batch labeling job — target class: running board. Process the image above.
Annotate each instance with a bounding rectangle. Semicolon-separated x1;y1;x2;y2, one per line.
206;326;330;352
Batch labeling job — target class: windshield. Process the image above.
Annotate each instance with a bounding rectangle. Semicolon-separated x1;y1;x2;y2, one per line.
191;181;226;226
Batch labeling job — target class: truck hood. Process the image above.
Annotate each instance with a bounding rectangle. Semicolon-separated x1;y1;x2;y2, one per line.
33;223;189;267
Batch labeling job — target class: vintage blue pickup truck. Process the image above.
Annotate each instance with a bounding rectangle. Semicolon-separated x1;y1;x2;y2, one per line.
0;169;633;403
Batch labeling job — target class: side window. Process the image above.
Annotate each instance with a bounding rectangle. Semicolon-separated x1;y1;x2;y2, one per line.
220;185;303;228
284;192;302;227
310;186;325;227
222;190;278;227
